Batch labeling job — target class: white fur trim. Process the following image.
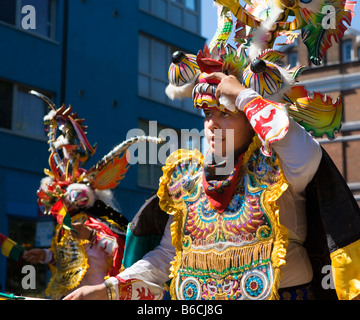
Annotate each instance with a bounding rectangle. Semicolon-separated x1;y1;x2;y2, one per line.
53;136;70;149
66;183;96;208
248;4;284;61
44;110;56;121
94;189;119;211
39;176;54;191
165;74;199;100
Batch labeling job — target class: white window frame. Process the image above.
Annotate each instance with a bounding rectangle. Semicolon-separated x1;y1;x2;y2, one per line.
0;0;57;40
139;0;201;35
138;33;201;115
136;118;204;189
342;39;354;63
0;80;50;140
136;119;180;190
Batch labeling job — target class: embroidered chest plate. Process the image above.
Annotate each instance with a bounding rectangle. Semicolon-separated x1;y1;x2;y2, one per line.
45;214;89;299
164;147;288;300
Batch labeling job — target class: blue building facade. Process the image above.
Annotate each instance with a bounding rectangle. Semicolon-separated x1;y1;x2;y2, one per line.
0;0;205;294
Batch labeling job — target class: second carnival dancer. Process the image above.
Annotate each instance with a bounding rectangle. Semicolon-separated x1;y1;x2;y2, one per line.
23;91;162;299
64;0;360;300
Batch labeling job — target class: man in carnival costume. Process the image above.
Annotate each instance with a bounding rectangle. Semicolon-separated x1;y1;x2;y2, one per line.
23;92;162;299
65;0;360;300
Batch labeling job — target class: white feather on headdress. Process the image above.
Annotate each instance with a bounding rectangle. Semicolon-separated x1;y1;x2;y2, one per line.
248;4;284;61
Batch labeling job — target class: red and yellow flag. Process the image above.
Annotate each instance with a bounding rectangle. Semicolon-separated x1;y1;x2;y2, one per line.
0;233;24;261
50;200;73;230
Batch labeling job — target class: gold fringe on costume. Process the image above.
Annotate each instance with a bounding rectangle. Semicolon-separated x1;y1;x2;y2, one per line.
181;242;273;273
45;213;90;299
158;137;289;300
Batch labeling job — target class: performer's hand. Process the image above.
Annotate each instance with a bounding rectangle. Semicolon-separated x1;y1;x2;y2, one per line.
71;222;93;240
203;72;246;105
63;284;108;300
23;249;46;264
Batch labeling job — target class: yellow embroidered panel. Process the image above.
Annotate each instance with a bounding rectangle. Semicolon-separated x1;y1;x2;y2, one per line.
158;139;289;300
45;214;89;299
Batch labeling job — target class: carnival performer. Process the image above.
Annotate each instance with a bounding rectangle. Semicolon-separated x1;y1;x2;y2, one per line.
23;92;162;299
64;73;323;300
23;197;128;300
64;0;360;300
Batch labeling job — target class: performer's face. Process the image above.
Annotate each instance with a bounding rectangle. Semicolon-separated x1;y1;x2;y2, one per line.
204;108;253;157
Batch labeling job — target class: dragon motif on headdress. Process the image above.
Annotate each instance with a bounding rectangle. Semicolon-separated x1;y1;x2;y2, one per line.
165;0;356;140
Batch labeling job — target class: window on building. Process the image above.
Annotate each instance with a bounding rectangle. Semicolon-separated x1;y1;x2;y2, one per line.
0;0;56;39
138;34;200;115
139;0;200;34
357;47;360;61
0;79;51;139
0;81;14;130
322;52;328;65
136;119;203;189
342;39;354;62
136;119;179;189
0;1;16;25
5;217;51;297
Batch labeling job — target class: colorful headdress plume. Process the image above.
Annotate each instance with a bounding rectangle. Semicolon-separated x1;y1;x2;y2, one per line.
165;0;357;140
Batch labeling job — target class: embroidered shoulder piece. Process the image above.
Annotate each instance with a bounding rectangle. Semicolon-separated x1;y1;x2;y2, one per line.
158;139;290;300
158;149;204;212
157;149;203;250
158;137;287;300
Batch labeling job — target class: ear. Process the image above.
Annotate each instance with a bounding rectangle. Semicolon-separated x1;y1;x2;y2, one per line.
90;151;130;190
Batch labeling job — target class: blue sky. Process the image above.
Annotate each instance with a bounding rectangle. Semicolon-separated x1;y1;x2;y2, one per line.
201;0;360;43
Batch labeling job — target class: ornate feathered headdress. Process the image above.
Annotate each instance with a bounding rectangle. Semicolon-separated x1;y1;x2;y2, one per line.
32;91;163;231
165;0;356;140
